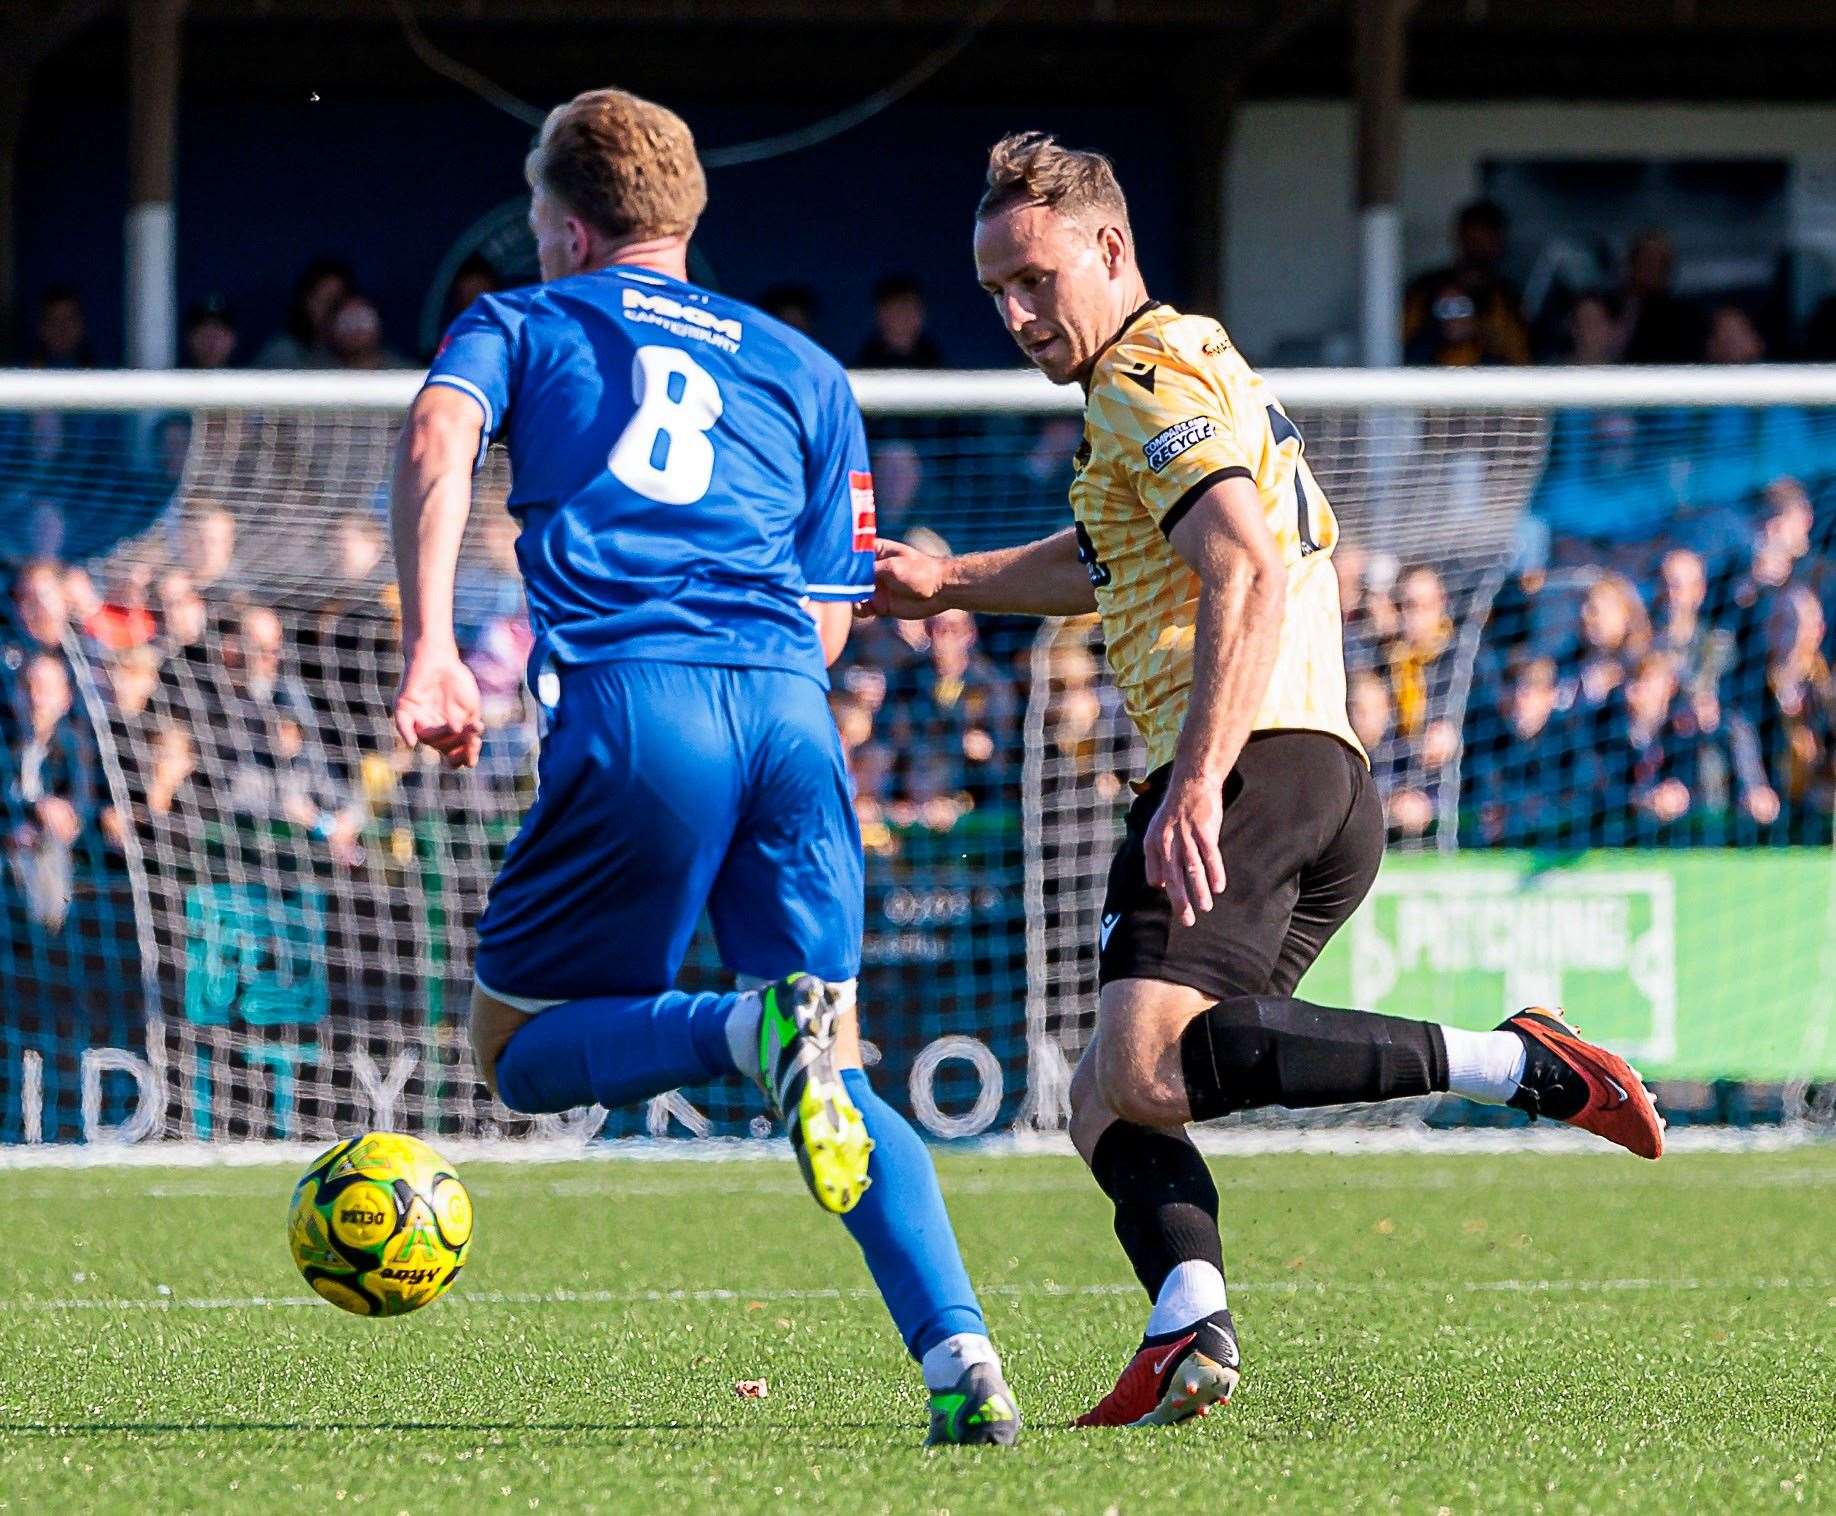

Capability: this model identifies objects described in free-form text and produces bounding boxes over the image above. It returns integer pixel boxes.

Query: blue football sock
[836,1067,987,1361]
[494,991,739,1113]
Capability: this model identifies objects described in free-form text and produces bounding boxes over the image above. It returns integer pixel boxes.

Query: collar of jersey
[1080,299,1167,391]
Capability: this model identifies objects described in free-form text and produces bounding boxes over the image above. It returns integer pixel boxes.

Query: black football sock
[1087,1121,1224,1302]
[1179,994,1449,1123]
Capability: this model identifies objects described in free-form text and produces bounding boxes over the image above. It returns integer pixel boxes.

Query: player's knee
[1093,1036,1187,1128]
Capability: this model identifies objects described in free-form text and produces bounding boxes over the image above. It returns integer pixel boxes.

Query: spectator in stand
[891,608,1018,811]
[1609,653,1693,838]
[1402,201,1530,367]
[1385,565,1460,788]
[104,642,162,723]
[133,720,208,868]
[4,652,96,928]
[2,561,77,743]
[1721,480,1816,720]
[154,569,212,686]
[830,689,896,857]
[1686,676,1780,833]
[181,297,239,369]
[1348,669,1434,840]
[95,643,166,861]
[326,293,409,371]
[257,257,356,368]
[1758,586,1836,832]
[28,286,96,368]
[218,605,312,742]
[1041,637,1122,800]
[1653,547,1720,694]
[759,283,819,339]
[1572,572,1651,718]
[1336,544,1398,675]
[1466,654,1595,847]
[179,503,242,602]
[269,704,365,867]
[60,567,102,637]
[854,274,943,368]
[1619,230,1700,365]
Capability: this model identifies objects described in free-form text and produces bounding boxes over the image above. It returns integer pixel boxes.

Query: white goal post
[2,363,1834,1158]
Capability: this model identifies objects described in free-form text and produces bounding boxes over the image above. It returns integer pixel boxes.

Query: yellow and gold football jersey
[1070,301,1363,774]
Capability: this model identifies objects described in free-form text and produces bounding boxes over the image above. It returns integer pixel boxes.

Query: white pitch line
[1,1275,1830,1315]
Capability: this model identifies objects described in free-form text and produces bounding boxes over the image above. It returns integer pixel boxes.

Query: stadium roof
[20,0,1836,103]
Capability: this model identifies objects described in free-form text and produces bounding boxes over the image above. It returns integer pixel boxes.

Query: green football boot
[755,973,874,1215]
[925,1360,1023,1447]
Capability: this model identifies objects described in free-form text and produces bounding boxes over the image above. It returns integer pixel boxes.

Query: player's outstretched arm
[1144,476,1288,927]
[390,386,486,768]
[870,529,1097,619]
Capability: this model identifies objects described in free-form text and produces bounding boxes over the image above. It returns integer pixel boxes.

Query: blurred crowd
[11,430,1836,938]
[1402,200,1836,369]
[10,217,1836,940]
[0,501,535,929]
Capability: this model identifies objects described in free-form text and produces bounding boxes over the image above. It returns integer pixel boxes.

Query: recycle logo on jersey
[1142,417,1216,473]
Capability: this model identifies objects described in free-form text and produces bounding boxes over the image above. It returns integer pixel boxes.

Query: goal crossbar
[10,365,1836,414]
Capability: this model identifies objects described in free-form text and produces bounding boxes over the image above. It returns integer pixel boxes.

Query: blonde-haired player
[872,130,1662,1427]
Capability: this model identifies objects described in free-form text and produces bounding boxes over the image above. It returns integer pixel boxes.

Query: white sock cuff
[1442,1025,1527,1106]
[921,1332,999,1391]
[1146,1259,1229,1337]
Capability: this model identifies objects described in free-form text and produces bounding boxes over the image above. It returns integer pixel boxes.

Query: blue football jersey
[423,267,876,687]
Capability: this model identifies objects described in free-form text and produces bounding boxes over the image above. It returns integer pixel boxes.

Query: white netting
[4,367,1836,1151]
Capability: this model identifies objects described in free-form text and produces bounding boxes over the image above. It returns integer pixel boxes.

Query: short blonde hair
[977,131,1132,237]
[526,88,707,242]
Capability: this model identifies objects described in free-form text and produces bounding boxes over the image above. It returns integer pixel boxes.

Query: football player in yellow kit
[871,131,1663,1428]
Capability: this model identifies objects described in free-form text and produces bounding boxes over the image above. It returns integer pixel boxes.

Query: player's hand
[868,538,951,620]
[1143,771,1227,928]
[394,643,484,769]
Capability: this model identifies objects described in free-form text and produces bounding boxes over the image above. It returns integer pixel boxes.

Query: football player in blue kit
[389,87,1018,1446]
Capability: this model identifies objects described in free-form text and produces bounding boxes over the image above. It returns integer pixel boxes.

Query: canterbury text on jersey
[424,267,875,689]
[1070,301,1363,772]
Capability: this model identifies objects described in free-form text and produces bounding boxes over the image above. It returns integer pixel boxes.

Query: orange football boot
[1500,1007,1664,1160]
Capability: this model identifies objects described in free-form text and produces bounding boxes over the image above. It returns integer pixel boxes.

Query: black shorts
[1097,730,1383,1002]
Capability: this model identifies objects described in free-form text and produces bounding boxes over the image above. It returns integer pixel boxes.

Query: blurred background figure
[855,274,943,369]
[181,296,239,369]
[256,257,356,368]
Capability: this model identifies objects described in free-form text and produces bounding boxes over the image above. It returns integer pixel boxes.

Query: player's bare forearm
[1174,552,1285,788]
[391,387,483,656]
[873,528,1096,619]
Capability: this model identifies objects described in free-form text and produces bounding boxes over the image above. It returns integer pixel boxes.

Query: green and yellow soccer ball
[287,1132,473,1317]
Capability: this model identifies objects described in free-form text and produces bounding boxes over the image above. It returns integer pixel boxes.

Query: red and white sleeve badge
[849,470,877,551]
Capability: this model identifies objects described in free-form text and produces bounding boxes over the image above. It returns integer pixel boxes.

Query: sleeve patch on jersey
[1143,416,1217,474]
[849,470,877,551]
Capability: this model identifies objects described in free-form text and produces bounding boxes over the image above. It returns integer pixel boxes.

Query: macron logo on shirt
[850,471,877,551]
[621,287,743,352]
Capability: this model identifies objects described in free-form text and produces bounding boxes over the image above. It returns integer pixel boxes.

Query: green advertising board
[1296,850,1836,1081]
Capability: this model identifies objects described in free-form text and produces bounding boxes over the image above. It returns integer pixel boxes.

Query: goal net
[3,366,1834,1152]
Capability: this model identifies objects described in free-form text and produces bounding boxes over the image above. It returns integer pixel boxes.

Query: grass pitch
[1,1147,1832,1514]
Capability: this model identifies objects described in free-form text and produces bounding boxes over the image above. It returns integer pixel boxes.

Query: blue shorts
[473,661,863,1000]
